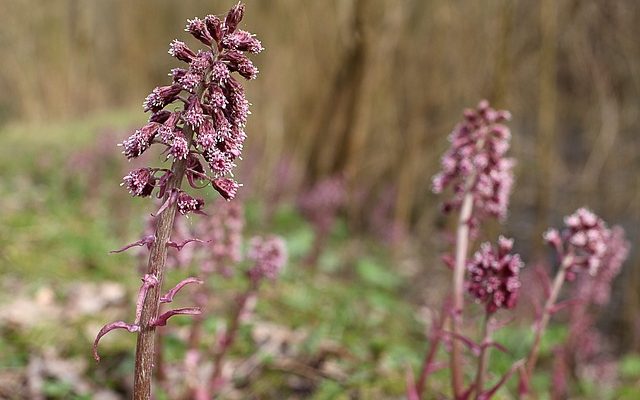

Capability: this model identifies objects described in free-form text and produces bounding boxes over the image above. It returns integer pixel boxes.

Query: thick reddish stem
[132,121,197,400]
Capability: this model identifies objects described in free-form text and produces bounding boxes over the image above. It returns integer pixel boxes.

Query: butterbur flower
[177,191,205,215]
[213,177,240,200]
[577,226,629,304]
[545,208,612,279]
[184,95,206,128]
[122,168,156,197]
[248,236,287,281]
[224,2,245,34]
[432,100,514,223]
[185,17,213,46]
[143,85,182,112]
[121,123,160,159]
[168,40,196,63]
[223,29,263,53]
[467,236,523,313]
[169,133,189,160]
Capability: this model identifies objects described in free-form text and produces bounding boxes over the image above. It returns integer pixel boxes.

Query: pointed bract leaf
[152,307,201,327]
[93,321,139,362]
[110,235,155,253]
[160,277,204,303]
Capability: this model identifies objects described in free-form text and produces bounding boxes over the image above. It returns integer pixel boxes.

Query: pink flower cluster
[297,176,346,234]
[543,208,612,279]
[466,236,523,313]
[247,236,288,281]
[120,2,262,210]
[432,100,514,222]
[576,225,630,305]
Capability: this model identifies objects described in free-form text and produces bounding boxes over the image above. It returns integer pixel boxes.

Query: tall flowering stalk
[430,100,514,397]
[524,208,627,387]
[92,4,263,399]
[466,236,523,397]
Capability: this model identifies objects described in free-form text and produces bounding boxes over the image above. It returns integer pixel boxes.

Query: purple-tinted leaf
[489,316,515,333]
[160,277,203,303]
[166,238,206,251]
[152,307,201,327]
[550,298,583,314]
[110,235,155,253]
[483,340,510,354]
[153,189,178,217]
[443,330,481,355]
[478,359,525,400]
[134,274,159,324]
[93,321,139,362]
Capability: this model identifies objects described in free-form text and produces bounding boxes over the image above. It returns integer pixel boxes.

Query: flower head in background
[576,225,630,304]
[466,236,523,313]
[119,2,262,212]
[432,100,514,224]
[248,235,288,282]
[543,208,614,280]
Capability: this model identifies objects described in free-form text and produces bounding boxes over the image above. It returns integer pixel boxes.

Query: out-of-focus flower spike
[152,307,202,327]
[110,235,156,254]
[160,277,204,303]
[93,321,140,362]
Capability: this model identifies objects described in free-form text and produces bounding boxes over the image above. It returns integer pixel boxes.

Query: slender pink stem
[415,300,450,396]
[525,255,572,382]
[474,313,491,399]
[451,191,474,397]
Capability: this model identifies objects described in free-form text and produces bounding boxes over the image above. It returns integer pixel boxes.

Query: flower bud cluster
[543,208,613,279]
[466,236,523,313]
[432,100,514,222]
[119,2,262,211]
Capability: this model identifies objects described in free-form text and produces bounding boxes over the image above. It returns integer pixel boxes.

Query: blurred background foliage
[1,0,639,398]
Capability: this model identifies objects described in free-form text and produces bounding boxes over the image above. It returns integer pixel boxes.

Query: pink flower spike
[110,235,155,253]
[134,274,159,325]
[93,321,140,362]
[152,307,201,327]
[166,238,207,251]
[160,277,204,303]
